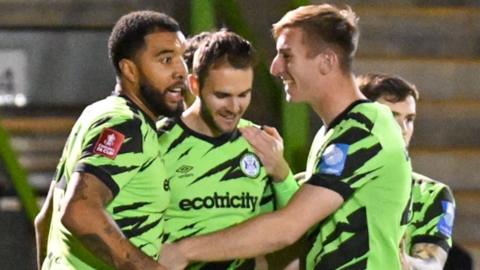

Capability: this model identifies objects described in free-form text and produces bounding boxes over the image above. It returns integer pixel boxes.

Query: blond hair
[272,4,359,71]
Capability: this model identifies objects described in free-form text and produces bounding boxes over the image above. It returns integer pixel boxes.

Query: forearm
[34,214,51,270]
[61,172,164,270]
[161,185,342,269]
[178,209,298,262]
[34,181,55,270]
[62,204,163,270]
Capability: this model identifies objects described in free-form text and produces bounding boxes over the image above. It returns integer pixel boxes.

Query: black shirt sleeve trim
[411,235,451,253]
[306,173,354,200]
[75,163,120,197]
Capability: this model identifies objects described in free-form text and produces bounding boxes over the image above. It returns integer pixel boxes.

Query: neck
[309,72,365,127]
[181,98,223,137]
[114,83,158,121]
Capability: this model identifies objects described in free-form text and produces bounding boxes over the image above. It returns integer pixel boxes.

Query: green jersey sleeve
[75,116,146,197]
[407,174,455,252]
[308,127,382,200]
[258,171,298,214]
[272,171,299,208]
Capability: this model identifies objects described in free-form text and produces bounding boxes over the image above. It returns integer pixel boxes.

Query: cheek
[203,97,222,112]
[242,97,252,109]
[146,65,169,83]
[407,123,414,134]
[393,116,403,128]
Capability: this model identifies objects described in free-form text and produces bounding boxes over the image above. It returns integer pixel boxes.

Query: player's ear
[188,74,200,96]
[119,58,138,84]
[317,49,337,75]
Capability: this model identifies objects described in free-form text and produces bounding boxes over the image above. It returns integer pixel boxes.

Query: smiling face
[197,63,253,136]
[135,30,188,117]
[270,27,319,103]
[377,94,417,146]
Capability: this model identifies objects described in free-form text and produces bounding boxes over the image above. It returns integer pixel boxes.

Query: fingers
[262,125,282,141]
[240,126,278,143]
[239,127,268,147]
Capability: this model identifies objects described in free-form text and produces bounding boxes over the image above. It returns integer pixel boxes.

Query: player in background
[34,10,187,270]
[157,30,298,269]
[182,31,213,107]
[357,73,455,270]
[159,4,412,270]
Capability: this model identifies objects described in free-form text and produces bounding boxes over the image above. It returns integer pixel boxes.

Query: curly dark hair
[108,10,180,75]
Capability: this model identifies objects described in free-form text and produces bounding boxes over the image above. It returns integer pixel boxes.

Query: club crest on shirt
[240,153,260,178]
[438,200,455,237]
[93,128,125,159]
[318,143,349,176]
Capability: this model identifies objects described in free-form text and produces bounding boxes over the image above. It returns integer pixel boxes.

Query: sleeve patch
[438,200,455,237]
[93,128,125,159]
[318,143,349,176]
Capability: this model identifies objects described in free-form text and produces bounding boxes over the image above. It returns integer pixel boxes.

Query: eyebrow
[214,88,252,96]
[154,49,175,57]
[392,111,416,117]
[239,89,252,95]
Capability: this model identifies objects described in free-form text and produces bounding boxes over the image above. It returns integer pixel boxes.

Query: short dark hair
[183,32,213,72]
[272,4,359,72]
[193,30,256,89]
[357,73,419,102]
[108,10,180,75]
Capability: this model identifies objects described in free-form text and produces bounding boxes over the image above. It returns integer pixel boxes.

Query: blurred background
[0,0,478,269]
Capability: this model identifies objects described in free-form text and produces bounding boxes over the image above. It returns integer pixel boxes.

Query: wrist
[271,160,290,182]
[176,240,191,263]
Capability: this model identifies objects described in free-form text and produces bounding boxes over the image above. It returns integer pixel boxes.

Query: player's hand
[239,125,290,181]
[399,238,412,270]
[158,243,188,270]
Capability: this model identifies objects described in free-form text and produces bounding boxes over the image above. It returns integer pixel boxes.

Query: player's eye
[215,93,229,98]
[160,56,173,64]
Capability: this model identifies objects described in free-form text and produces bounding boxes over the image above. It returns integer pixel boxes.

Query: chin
[221,125,237,134]
[217,122,238,134]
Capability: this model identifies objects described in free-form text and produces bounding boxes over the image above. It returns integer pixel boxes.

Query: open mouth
[166,83,187,101]
[167,83,186,94]
[219,113,238,124]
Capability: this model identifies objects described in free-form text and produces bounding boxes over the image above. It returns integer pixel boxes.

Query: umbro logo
[176,165,193,174]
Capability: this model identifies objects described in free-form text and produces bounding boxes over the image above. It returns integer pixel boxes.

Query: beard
[198,94,238,136]
[139,81,185,118]
[199,101,223,135]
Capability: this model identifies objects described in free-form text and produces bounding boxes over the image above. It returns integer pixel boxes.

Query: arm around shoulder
[160,184,343,268]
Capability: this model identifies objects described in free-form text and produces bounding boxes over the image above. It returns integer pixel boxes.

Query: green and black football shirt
[43,95,169,270]
[158,117,298,270]
[405,172,455,254]
[302,100,412,270]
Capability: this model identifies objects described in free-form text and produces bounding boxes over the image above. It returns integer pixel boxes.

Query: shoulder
[413,172,449,189]
[413,172,454,202]
[80,97,154,148]
[82,96,142,127]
